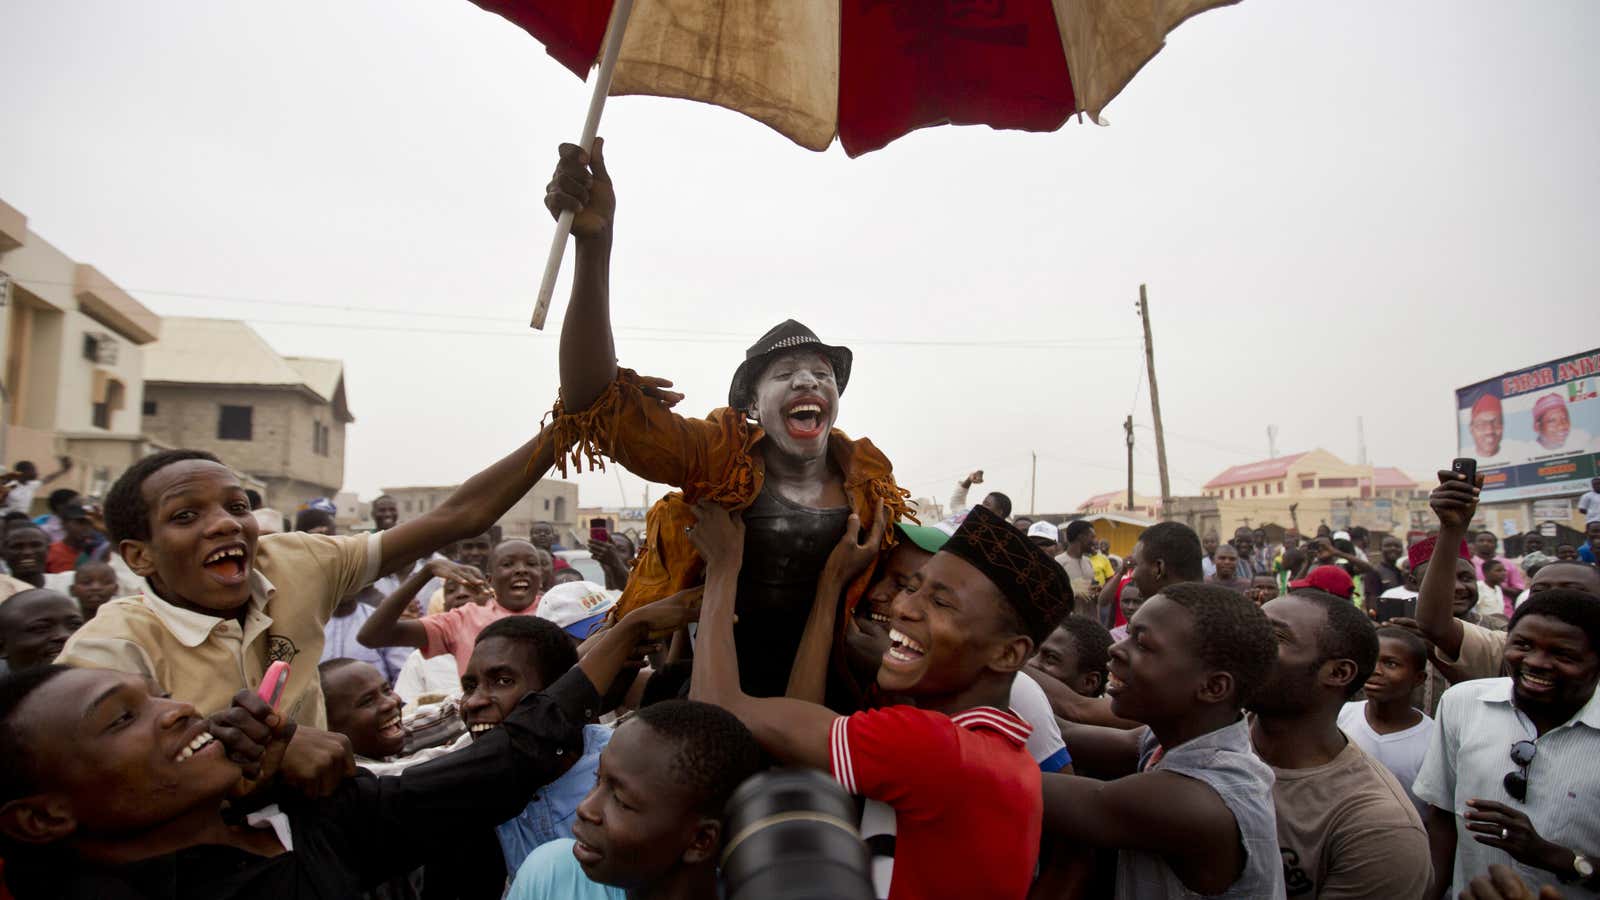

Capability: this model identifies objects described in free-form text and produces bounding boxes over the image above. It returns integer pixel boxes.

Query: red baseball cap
[1406,536,1471,571]
[1289,565,1354,600]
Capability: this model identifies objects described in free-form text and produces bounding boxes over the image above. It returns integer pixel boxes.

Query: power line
[14,276,1144,349]
[1136,424,1260,458]
[230,316,1140,349]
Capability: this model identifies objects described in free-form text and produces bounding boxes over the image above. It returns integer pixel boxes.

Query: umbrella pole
[530,0,637,330]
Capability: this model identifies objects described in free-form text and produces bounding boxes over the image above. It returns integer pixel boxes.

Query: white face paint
[752,350,839,462]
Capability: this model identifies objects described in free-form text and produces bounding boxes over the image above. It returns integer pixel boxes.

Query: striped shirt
[1413,678,1600,899]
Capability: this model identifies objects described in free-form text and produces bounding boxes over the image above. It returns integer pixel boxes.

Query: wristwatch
[1560,851,1594,884]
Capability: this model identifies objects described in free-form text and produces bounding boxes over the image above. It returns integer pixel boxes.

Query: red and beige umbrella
[468,0,1239,326]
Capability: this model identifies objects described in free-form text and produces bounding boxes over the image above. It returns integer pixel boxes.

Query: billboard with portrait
[1456,348,1600,502]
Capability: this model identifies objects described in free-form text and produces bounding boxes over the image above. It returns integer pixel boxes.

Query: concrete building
[1163,449,1430,540]
[141,317,352,513]
[382,480,579,546]
[1076,489,1163,520]
[0,198,165,505]
[333,490,371,532]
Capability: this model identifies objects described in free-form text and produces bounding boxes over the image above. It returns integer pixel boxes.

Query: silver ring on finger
[1501,827,1509,839]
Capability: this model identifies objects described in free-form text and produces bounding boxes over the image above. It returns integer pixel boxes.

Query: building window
[1300,478,1316,490]
[143,400,158,416]
[544,498,551,511]
[1278,481,1285,493]
[554,497,567,522]
[1251,485,1258,496]
[91,376,125,430]
[312,420,330,456]
[218,405,253,441]
[1319,477,1358,489]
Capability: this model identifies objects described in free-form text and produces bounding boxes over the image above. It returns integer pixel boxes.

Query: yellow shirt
[56,531,380,729]
[1089,553,1116,585]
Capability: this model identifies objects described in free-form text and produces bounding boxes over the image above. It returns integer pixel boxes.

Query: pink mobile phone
[257,661,291,709]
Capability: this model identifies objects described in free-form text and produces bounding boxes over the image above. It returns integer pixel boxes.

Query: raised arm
[787,508,885,702]
[40,455,73,486]
[577,592,698,700]
[687,503,835,770]
[546,139,618,413]
[950,470,981,516]
[359,559,486,651]
[1411,470,1482,660]
[376,431,557,578]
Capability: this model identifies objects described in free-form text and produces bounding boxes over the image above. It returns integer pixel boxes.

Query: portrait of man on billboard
[1532,393,1571,450]
[1469,393,1503,457]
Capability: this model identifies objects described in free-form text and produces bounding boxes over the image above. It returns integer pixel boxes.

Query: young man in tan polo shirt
[55,416,619,730]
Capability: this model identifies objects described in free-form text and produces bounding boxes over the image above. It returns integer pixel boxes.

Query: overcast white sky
[3,1,1594,514]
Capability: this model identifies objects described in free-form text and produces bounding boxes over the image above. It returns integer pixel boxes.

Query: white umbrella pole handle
[531,0,636,330]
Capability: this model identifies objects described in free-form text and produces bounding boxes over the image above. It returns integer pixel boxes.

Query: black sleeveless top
[733,484,851,697]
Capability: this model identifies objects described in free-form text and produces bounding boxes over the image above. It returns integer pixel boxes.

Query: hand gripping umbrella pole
[531,0,635,329]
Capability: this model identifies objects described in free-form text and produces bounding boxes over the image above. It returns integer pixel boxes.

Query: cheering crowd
[0,142,1596,900]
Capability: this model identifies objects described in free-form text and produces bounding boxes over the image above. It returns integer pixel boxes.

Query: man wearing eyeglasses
[1411,469,1600,898]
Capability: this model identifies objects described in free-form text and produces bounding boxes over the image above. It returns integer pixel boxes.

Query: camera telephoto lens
[721,768,873,900]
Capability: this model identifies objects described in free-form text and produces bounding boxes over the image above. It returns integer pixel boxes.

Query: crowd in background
[0,139,1596,900]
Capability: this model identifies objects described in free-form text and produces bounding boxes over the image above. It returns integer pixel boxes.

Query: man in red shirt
[44,503,108,574]
[688,503,1072,900]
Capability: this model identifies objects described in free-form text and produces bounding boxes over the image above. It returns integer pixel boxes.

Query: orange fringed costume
[539,368,911,621]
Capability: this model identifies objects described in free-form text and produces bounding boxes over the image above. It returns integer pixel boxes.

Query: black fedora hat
[727,320,853,411]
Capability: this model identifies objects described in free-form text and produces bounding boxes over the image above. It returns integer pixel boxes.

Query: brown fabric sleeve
[541,369,759,501]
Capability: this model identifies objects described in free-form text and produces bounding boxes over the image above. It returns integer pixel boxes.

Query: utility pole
[1124,415,1135,510]
[1030,451,1037,516]
[1137,284,1172,506]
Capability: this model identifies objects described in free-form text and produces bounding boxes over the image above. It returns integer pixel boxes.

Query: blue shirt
[507,838,624,900]
[496,724,612,873]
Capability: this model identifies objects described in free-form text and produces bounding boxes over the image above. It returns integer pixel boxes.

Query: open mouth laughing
[202,543,249,583]
[1517,670,1557,696]
[379,712,403,740]
[782,396,829,440]
[885,627,926,664]
[468,720,499,737]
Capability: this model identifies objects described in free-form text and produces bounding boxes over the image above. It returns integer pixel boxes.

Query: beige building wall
[1169,449,1432,539]
[0,199,160,508]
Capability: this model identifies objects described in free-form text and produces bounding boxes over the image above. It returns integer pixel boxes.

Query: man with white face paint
[539,139,909,701]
